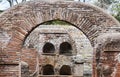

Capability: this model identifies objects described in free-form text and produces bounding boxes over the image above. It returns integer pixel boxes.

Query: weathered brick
[0,0,120,77]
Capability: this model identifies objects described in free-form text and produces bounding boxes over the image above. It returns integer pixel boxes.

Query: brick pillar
[21,48,38,74]
[93,48,97,77]
[115,63,120,77]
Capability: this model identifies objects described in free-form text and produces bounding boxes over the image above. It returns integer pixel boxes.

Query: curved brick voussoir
[0,1,119,46]
[0,1,120,77]
[0,0,119,57]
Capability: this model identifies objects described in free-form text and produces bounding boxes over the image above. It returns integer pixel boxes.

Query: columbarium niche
[60,65,72,75]
[59,42,72,55]
[43,42,55,53]
[43,64,54,75]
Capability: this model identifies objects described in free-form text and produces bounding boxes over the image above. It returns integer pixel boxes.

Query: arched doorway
[59,42,72,54]
[60,65,72,75]
[43,42,55,53]
[43,64,54,75]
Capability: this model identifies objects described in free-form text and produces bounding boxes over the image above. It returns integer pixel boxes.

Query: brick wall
[0,64,19,77]
[21,48,37,74]
[0,1,120,77]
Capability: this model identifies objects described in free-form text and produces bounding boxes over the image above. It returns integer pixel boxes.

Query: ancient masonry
[0,0,120,77]
[24,25,93,76]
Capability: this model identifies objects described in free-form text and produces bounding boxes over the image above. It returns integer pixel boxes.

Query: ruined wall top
[39,0,64,3]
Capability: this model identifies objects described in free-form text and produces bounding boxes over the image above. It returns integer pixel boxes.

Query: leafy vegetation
[111,3,120,22]
[92,0,120,22]
[114,15,120,22]
[43,20,70,25]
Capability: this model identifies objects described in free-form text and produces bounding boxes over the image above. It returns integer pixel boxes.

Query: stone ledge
[39,75,83,77]
[0,62,19,65]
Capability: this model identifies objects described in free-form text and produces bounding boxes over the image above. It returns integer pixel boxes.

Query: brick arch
[22,19,86,46]
[0,1,120,77]
[0,1,120,50]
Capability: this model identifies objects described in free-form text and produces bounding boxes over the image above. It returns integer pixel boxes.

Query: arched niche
[59,42,72,55]
[43,64,54,75]
[43,42,55,53]
[60,65,72,75]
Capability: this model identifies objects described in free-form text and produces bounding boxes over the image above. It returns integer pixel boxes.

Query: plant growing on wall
[43,20,70,25]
